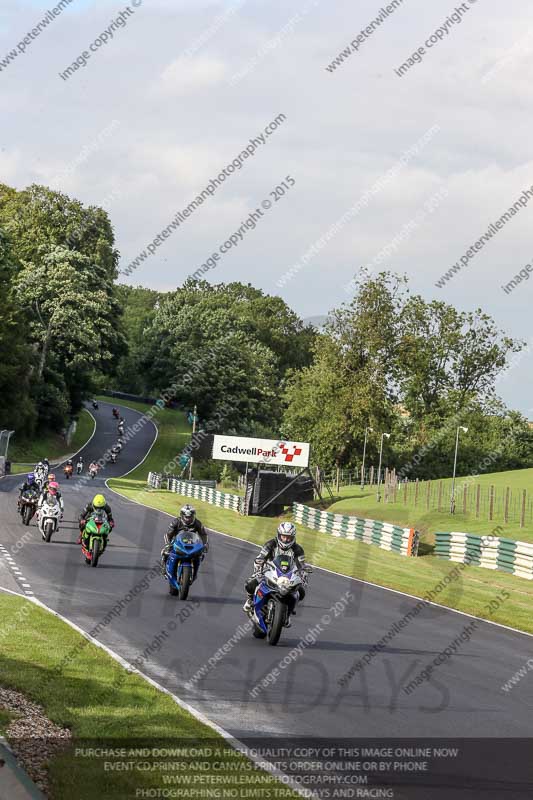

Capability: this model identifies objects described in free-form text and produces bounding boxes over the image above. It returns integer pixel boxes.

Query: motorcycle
[76,462,83,475]
[37,497,61,542]
[34,472,46,491]
[81,510,111,568]
[19,487,39,526]
[118,424,125,436]
[89,465,98,479]
[92,400,99,410]
[112,408,119,419]
[63,464,73,480]
[248,555,309,646]
[165,529,205,600]
[110,452,117,464]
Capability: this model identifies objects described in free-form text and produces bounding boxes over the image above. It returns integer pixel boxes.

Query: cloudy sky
[2,0,533,411]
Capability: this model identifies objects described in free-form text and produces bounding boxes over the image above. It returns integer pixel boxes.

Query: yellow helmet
[93,494,106,508]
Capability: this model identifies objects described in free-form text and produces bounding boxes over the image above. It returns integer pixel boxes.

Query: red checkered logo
[279,444,303,463]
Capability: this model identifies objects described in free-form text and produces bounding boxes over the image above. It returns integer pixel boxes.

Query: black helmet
[180,504,196,526]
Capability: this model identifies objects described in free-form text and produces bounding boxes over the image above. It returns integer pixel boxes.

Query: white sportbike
[38,498,61,542]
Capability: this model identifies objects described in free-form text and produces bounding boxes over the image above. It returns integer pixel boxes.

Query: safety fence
[293,503,420,557]
[147,473,242,513]
[434,531,533,580]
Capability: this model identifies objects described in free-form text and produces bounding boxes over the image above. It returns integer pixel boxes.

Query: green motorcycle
[81,509,110,568]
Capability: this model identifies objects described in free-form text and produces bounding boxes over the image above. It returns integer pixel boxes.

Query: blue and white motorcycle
[165,528,206,600]
[250,554,308,646]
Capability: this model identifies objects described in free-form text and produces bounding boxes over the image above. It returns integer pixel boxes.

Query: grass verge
[10,409,95,473]
[0,593,299,800]
[325,470,533,543]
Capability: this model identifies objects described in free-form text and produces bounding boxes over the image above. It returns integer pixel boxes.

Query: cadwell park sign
[212,435,310,468]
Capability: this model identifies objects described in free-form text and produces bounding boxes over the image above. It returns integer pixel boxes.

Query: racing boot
[242,595,253,614]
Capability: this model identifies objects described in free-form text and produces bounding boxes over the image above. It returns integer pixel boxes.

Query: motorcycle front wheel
[178,564,192,600]
[44,521,54,542]
[267,600,286,646]
[91,539,101,567]
[22,506,32,526]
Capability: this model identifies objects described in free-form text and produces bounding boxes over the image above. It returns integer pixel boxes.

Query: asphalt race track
[1,402,533,798]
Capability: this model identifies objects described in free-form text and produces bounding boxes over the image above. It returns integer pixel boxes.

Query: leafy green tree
[283,272,403,467]
[283,270,528,476]
[0,183,117,275]
[136,280,314,433]
[0,183,126,428]
[397,297,522,419]
[13,246,121,384]
[110,285,161,393]
[0,229,36,433]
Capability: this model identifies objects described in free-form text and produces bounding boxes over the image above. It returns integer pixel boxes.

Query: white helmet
[277,522,296,550]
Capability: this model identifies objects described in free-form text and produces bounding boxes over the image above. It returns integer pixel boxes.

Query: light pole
[361,427,373,490]
[188,405,197,481]
[450,426,468,514]
[376,432,391,502]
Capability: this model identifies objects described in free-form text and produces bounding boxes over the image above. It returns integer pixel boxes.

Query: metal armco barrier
[435,531,533,580]
[293,503,419,556]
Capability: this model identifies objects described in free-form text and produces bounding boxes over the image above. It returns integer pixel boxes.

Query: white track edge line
[0,584,313,799]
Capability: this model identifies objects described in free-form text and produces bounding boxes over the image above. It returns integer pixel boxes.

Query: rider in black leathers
[243,522,308,619]
[160,504,208,575]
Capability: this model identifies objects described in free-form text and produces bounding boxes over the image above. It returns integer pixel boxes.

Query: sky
[2,0,533,411]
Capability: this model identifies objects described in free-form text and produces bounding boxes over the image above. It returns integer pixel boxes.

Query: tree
[135,280,314,433]
[283,272,403,467]
[283,270,528,476]
[0,229,36,433]
[0,183,126,429]
[110,285,161,393]
[13,246,122,383]
[397,297,522,420]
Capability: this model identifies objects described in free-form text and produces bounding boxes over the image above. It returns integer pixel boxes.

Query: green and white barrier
[148,471,162,489]
[167,478,243,513]
[293,503,419,557]
[435,531,533,580]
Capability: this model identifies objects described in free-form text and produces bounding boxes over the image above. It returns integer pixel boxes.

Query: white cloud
[156,56,227,95]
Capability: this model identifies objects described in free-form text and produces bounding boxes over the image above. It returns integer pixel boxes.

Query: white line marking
[0,584,311,799]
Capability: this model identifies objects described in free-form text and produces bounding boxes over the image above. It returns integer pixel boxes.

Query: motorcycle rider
[77,493,115,545]
[42,458,50,474]
[64,459,73,477]
[38,480,64,517]
[41,472,57,494]
[34,462,47,487]
[160,504,208,575]
[76,456,84,475]
[88,461,99,477]
[242,522,309,622]
[18,472,38,509]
